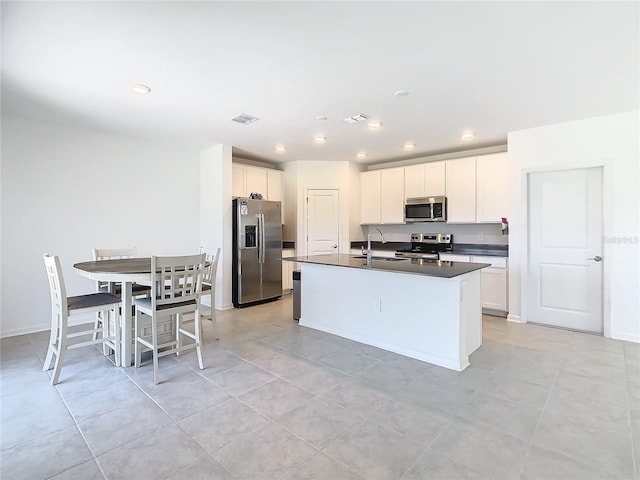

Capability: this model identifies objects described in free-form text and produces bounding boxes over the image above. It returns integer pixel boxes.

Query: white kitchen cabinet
[360,168,404,224]
[282,248,296,292]
[380,168,405,224]
[439,253,471,263]
[439,253,508,314]
[476,153,508,223]
[349,248,395,258]
[403,161,446,199]
[245,166,268,197]
[233,164,284,220]
[425,161,446,197]
[232,164,246,197]
[471,256,508,314]
[404,164,425,199]
[445,157,476,223]
[360,170,382,224]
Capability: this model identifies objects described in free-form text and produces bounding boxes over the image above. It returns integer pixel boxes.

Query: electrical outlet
[373,299,381,313]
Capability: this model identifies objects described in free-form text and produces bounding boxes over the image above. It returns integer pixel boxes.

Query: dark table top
[74,258,152,274]
[74,258,209,274]
[283,254,489,279]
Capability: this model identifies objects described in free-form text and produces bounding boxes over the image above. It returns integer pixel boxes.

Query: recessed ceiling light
[313,135,327,144]
[357,152,366,159]
[315,115,328,121]
[462,131,475,140]
[394,90,410,97]
[368,120,382,129]
[275,145,286,153]
[131,84,151,95]
[403,142,415,151]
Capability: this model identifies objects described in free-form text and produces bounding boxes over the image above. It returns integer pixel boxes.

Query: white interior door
[527,167,603,333]
[306,189,339,255]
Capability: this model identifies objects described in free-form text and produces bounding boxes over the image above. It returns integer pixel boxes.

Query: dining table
[73,257,155,367]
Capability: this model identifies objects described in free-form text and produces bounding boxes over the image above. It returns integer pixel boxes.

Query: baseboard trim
[611,332,640,344]
[1,323,49,339]
[507,314,524,323]
[483,308,508,318]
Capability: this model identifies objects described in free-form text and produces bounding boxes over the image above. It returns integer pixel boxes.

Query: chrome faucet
[364,227,386,262]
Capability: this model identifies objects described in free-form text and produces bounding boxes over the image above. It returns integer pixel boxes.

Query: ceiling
[2,1,638,166]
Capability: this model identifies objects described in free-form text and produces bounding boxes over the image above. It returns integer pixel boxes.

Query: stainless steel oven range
[395,233,453,259]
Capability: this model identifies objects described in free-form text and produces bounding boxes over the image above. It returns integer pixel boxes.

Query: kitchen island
[283,254,489,371]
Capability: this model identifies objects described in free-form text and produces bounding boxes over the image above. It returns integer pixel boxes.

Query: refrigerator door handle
[258,213,265,264]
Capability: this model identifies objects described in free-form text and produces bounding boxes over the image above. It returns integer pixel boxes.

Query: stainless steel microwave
[404,196,447,222]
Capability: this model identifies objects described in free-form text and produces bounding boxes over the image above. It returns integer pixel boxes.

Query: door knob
[587,255,602,262]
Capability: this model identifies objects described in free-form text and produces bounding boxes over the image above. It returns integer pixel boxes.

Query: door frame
[303,187,341,257]
[521,160,612,337]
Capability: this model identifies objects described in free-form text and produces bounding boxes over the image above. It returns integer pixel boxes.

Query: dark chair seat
[68,292,122,311]
[100,283,151,296]
[134,297,196,311]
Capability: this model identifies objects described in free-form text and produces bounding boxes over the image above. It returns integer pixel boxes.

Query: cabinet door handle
[587,255,602,262]
[332,244,338,248]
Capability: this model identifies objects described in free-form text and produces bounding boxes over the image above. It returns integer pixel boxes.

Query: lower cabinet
[439,253,508,315]
[282,249,296,293]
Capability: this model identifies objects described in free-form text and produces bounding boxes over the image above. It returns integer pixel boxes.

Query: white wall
[201,145,233,310]
[282,162,298,243]
[1,114,201,337]
[348,162,365,242]
[508,110,639,342]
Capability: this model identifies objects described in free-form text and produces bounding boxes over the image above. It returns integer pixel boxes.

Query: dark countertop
[349,241,508,257]
[282,254,489,279]
[451,243,508,257]
[350,241,410,251]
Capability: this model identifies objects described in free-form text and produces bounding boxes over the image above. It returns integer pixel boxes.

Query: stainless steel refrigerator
[232,198,283,307]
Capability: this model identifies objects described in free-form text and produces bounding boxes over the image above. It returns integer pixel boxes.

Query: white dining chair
[134,253,207,384]
[92,247,152,296]
[92,247,151,352]
[42,254,122,385]
[179,247,221,343]
[200,247,221,339]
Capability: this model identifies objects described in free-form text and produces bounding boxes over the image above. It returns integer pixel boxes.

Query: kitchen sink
[351,256,409,262]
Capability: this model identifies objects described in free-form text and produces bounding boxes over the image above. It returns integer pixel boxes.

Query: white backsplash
[361,223,508,245]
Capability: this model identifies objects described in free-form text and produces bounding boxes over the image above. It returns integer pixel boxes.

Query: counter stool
[42,254,122,385]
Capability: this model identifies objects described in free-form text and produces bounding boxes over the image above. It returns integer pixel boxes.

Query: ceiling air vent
[231,113,260,125]
[343,113,370,124]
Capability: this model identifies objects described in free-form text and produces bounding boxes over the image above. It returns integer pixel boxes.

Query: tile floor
[1,295,639,479]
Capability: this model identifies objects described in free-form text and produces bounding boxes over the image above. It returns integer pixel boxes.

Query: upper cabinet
[380,168,405,223]
[360,168,405,224]
[245,166,268,197]
[445,153,508,224]
[232,164,282,200]
[476,153,508,223]
[232,163,284,222]
[425,162,446,197]
[232,164,246,198]
[445,156,477,223]
[360,170,382,224]
[404,161,446,199]
[357,151,508,226]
